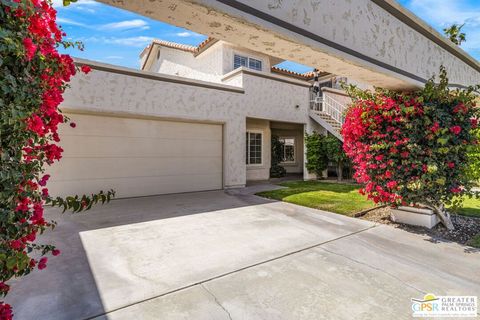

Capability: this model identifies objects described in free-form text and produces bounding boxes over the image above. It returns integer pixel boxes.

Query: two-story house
[140,38,356,175]
[48,38,354,198]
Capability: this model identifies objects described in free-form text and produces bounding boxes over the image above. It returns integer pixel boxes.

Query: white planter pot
[390,206,439,229]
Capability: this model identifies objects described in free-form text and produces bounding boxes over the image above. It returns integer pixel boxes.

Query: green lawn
[257,181,480,219]
[467,233,480,248]
[256,181,375,216]
[452,196,480,218]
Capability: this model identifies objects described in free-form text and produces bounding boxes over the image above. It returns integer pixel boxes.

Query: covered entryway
[47,113,223,198]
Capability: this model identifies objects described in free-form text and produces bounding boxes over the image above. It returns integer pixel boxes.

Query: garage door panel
[63,115,222,139]
[47,173,222,198]
[58,135,222,158]
[48,157,222,181]
[47,114,223,198]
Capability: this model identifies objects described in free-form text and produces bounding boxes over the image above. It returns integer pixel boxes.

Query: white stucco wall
[221,42,272,75]
[64,59,315,188]
[149,42,224,83]
[246,118,271,181]
[146,41,279,83]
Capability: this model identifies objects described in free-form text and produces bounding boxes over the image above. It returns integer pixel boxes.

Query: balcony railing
[309,89,346,124]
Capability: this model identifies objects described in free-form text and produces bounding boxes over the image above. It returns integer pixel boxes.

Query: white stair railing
[322,94,346,124]
[309,90,346,125]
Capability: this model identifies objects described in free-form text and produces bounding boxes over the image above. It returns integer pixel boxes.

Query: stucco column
[223,118,246,188]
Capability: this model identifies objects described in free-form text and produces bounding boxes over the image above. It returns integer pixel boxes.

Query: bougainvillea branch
[0,1,114,318]
[342,67,480,230]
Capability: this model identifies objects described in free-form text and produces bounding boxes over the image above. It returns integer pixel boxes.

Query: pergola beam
[98,0,480,90]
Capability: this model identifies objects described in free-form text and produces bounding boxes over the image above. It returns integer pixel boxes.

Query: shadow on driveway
[5,188,282,320]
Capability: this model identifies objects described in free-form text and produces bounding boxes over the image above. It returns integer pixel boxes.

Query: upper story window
[234,54,262,71]
[248,58,262,71]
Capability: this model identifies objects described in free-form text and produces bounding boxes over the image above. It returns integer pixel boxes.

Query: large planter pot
[390,206,440,229]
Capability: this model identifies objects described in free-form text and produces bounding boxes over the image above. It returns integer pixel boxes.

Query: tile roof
[141,38,331,80]
[140,37,216,57]
[271,66,330,80]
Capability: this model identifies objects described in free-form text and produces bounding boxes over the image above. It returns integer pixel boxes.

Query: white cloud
[56,17,87,27]
[52,0,98,11]
[102,19,150,31]
[84,36,153,47]
[403,0,480,57]
[405,0,480,26]
[175,31,202,38]
[105,36,152,46]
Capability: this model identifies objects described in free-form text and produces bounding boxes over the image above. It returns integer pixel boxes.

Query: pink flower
[374,155,384,161]
[23,37,37,61]
[10,240,23,250]
[38,174,50,187]
[430,122,440,133]
[70,122,76,128]
[453,103,467,114]
[52,249,61,256]
[0,282,9,294]
[451,187,462,194]
[450,126,462,135]
[0,302,13,320]
[15,197,30,212]
[26,114,45,136]
[38,257,48,270]
[386,181,398,189]
[471,118,478,129]
[81,65,92,74]
[447,162,455,169]
[400,151,409,158]
[31,202,44,220]
[25,231,36,242]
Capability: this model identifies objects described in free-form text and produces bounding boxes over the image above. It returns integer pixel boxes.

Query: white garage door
[47,113,223,198]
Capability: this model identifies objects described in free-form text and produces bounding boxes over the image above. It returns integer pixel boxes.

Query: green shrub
[305,131,328,177]
[270,135,286,178]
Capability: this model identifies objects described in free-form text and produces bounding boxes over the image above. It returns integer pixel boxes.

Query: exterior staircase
[309,91,347,141]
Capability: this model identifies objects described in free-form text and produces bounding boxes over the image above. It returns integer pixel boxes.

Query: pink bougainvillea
[1,1,114,318]
[342,68,479,229]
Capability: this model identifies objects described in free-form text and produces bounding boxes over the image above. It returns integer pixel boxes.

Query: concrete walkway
[6,186,480,320]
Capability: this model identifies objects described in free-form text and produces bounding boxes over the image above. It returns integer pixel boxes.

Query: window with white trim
[246,131,262,165]
[248,58,262,71]
[234,54,262,71]
[279,137,295,163]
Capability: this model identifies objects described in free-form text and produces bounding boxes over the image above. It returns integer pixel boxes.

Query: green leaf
[63,0,78,6]
[6,256,17,270]
[437,137,449,145]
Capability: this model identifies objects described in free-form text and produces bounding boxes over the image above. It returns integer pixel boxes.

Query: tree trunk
[337,163,343,181]
[421,202,454,230]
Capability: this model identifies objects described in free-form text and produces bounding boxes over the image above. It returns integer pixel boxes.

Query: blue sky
[56,0,480,73]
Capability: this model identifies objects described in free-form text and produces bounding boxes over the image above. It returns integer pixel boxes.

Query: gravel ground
[360,207,480,246]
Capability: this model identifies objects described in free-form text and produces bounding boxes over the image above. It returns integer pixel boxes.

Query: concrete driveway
[6,185,480,320]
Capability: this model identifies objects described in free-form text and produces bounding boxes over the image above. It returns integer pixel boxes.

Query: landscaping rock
[361,207,480,247]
